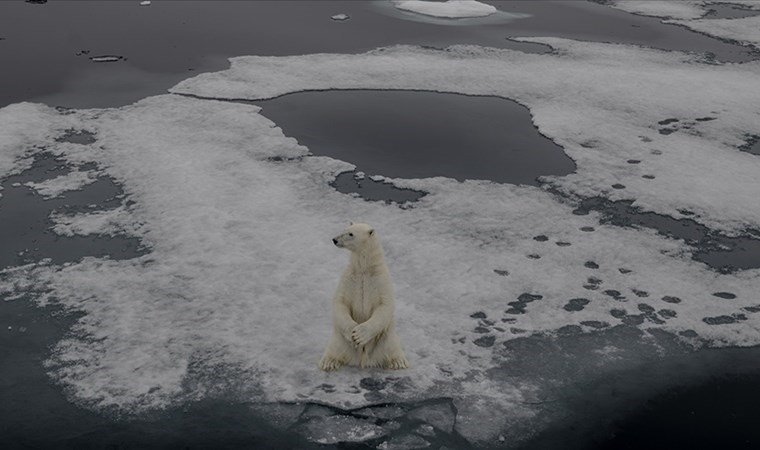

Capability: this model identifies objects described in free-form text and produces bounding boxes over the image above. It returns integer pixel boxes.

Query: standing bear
[319,223,409,371]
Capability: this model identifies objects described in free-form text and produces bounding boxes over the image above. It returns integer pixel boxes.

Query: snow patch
[25,169,99,199]
[50,205,142,237]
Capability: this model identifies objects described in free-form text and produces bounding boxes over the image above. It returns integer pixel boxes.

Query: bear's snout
[332,238,338,245]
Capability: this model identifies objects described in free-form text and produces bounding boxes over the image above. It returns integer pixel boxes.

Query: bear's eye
[348,233,353,237]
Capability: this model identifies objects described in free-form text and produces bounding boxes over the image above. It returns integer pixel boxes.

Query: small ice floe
[392,0,497,19]
[140,1,151,6]
[89,55,125,63]
[331,13,350,21]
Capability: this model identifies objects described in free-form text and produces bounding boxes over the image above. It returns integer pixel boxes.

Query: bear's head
[333,222,376,252]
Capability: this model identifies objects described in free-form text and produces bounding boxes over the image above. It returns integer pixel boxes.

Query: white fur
[319,223,409,371]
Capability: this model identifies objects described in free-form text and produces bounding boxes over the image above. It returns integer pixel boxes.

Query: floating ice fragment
[392,0,497,19]
[140,1,151,5]
[354,405,406,419]
[331,13,349,21]
[407,401,455,433]
[378,434,431,449]
[296,415,389,444]
[89,55,124,63]
[24,170,98,199]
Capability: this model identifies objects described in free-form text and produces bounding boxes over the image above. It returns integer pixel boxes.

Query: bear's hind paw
[319,357,344,372]
[384,357,409,370]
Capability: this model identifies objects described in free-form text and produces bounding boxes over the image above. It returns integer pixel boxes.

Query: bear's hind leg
[319,355,344,371]
[372,331,408,370]
[319,331,357,371]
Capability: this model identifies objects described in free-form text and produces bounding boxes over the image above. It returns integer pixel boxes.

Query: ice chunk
[249,403,304,430]
[355,404,406,419]
[296,415,389,444]
[392,0,497,19]
[407,401,455,433]
[24,169,98,199]
[606,1,707,20]
[140,1,151,5]
[378,434,430,449]
[50,206,142,237]
[89,55,125,63]
[331,13,349,21]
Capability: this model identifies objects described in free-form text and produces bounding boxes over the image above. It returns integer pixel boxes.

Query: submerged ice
[1,34,760,447]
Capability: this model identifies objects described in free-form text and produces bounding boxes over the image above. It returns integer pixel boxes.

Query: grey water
[0,154,144,269]
[331,171,427,205]
[255,89,575,186]
[573,197,760,272]
[1,0,757,109]
[742,135,760,156]
[704,3,760,20]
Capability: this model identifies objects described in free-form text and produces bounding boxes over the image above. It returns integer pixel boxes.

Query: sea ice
[25,169,98,199]
[171,42,760,234]
[665,16,760,50]
[606,1,708,20]
[391,0,496,19]
[1,28,760,447]
[50,205,141,237]
[607,1,760,49]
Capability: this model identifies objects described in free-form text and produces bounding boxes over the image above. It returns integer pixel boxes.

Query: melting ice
[1,6,760,446]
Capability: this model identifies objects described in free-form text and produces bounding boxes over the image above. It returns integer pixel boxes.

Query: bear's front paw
[351,323,374,347]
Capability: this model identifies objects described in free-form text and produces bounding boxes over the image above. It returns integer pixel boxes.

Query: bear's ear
[349,221,354,226]
[368,228,374,236]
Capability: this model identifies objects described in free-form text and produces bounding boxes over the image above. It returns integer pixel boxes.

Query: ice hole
[254,89,575,187]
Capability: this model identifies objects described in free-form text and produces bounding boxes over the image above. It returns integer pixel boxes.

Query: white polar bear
[319,223,409,371]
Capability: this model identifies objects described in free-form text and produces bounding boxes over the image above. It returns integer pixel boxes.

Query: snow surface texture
[172,41,760,235]
[392,0,496,19]
[2,39,760,446]
[608,1,760,49]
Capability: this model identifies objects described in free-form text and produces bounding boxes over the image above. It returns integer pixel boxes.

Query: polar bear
[319,223,409,371]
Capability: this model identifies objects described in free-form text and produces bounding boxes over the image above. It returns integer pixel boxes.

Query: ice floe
[666,16,760,50]
[391,0,496,19]
[25,169,98,199]
[172,42,760,234]
[607,1,760,49]
[1,31,760,447]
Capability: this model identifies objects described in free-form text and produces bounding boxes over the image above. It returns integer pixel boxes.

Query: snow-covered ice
[89,55,125,63]
[666,16,760,50]
[607,1,760,49]
[50,206,141,238]
[172,42,760,234]
[391,0,496,19]
[25,169,99,199]
[1,20,760,447]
